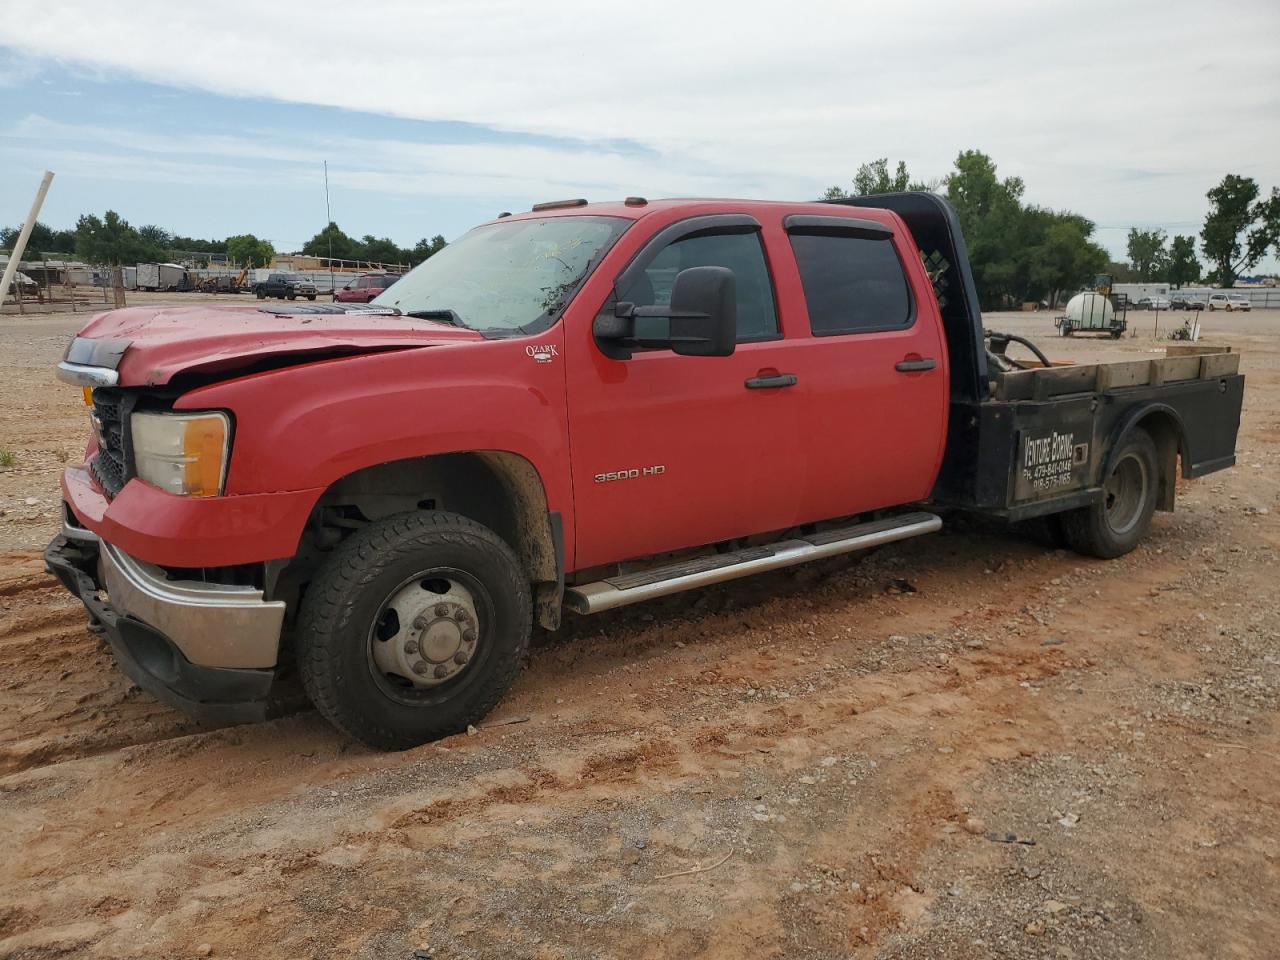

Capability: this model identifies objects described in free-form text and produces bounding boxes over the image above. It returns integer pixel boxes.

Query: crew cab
[254,272,318,300]
[45,194,1245,749]
[334,273,400,303]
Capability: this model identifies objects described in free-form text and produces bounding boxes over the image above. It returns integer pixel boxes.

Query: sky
[1,0,1278,268]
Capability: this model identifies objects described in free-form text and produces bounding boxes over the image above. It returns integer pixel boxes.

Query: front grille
[89,389,132,497]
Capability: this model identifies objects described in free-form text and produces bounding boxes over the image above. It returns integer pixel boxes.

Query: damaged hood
[69,303,484,386]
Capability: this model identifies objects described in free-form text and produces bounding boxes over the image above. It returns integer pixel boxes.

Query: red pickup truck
[46,194,1244,748]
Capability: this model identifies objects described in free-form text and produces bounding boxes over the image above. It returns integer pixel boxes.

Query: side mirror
[593,266,736,359]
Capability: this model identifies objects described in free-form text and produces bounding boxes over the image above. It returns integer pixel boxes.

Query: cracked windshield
[376,215,629,333]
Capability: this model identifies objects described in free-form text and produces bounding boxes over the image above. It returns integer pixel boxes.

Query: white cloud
[2,0,1278,258]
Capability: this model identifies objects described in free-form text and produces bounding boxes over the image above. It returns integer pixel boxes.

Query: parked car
[47,193,1246,748]
[334,274,399,303]
[1208,293,1252,312]
[1170,295,1204,311]
[1134,296,1171,311]
[254,272,317,300]
[5,271,39,297]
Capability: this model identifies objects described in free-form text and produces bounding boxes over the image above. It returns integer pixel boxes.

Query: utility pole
[1,171,54,312]
[324,160,335,300]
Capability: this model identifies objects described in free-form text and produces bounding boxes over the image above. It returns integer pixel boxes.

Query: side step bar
[564,511,941,615]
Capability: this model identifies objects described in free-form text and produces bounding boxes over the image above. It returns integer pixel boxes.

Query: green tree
[945,150,1026,308]
[357,234,406,265]
[303,221,360,262]
[823,157,937,201]
[1201,175,1280,286]
[137,224,173,251]
[1166,235,1201,287]
[74,211,161,265]
[1105,260,1136,283]
[0,221,78,259]
[1024,212,1108,308]
[1126,228,1169,281]
[225,233,276,268]
[410,235,447,265]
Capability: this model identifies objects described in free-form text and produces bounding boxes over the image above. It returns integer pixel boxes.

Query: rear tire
[297,511,531,749]
[255,288,265,299]
[1060,428,1159,558]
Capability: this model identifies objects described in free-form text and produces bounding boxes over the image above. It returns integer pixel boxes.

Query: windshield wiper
[403,309,467,328]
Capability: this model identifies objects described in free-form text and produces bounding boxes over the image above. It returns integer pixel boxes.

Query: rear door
[779,215,949,520]
[566,215,807,569]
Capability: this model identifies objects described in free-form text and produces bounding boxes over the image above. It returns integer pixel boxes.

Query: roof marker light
[531,198,588,211]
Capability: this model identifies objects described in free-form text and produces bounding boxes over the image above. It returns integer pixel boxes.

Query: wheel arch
[310,450,563,628]
[1104,403,1188,512]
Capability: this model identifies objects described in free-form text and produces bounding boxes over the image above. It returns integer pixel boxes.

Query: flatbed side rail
[992,346,1240,402]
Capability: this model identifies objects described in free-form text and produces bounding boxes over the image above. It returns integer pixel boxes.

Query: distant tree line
[1,214,449,270]
[301,221,447,266]
[824,155,1280,306]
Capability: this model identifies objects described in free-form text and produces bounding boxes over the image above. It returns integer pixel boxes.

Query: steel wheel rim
[1104,453,1148,535]
[366,567,491,705]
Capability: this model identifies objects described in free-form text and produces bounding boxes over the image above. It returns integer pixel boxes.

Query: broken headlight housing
[130,411,231,497]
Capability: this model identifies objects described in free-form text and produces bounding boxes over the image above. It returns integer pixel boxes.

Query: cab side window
[618,232,779,342]
[789,233,913,335]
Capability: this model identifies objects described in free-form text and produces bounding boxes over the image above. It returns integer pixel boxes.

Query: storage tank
[1064,291,1114,331]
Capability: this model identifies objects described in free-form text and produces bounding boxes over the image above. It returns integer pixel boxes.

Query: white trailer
[136,262,188,291]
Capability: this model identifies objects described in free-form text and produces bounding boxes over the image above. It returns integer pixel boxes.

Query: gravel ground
[0,297,1277,959]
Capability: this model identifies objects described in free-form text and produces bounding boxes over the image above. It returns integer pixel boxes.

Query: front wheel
[255,288,265,299]
[297,511,531,749]
[1060,428,1159,559]
[307,294,316,301]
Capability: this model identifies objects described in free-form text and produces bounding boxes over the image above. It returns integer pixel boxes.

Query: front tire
[1060,428,1159,558]
[307,294,317,301]
[255,288,265,299]
[297,511,531,749]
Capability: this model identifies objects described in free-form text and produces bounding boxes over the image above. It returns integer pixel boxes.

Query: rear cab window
[786,217,914,335]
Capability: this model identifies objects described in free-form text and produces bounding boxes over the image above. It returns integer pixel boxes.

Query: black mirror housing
[666,266,736,357]
[592,266,737,359]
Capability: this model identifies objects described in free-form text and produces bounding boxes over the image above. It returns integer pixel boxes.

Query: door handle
[745,373,798,389]
[895,357,936,372]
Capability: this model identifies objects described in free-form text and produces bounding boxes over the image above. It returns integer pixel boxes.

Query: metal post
[1,171,54,312]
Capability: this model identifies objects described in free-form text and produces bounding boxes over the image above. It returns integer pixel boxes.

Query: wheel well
[295,452,561,628]
[1132,410,1186,512]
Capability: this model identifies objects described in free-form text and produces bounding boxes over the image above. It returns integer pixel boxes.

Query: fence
[1169,288,1280,309]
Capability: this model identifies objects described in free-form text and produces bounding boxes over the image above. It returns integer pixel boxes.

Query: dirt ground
[1,296,1277,960]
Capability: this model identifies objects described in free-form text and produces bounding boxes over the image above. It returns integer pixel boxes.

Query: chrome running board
[564,511,941,615]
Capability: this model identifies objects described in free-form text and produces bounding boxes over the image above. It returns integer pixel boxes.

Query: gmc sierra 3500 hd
[46,193,1244,749]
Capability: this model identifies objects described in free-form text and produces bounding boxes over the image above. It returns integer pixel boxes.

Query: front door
[566,218,807,570]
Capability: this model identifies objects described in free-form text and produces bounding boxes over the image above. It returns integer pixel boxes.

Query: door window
[618,232,779,342]
[789,234,913,335]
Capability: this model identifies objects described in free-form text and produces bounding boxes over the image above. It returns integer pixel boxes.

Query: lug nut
[463,628,477,644]
[434,604,449,617]
[412,615,428,630]
[404,640,419,655]
[453,651,468,665]
[434,664,449,679]
[411,661,430,676]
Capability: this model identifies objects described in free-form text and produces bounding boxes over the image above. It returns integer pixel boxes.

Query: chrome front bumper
[45,518,285,723]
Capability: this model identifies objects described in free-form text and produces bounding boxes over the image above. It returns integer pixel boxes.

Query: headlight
[130,411,231,497]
